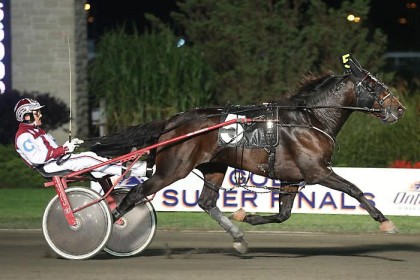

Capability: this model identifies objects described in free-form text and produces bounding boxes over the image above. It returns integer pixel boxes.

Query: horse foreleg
[321,172,398,233]
[230,187,298,225]
[197,175,248,254]
[208,207,248,254]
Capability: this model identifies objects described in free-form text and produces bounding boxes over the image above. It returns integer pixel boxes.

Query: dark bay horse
[86,55,405,254]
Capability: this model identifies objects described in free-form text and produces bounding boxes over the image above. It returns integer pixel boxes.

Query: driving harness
[218,104,280,177]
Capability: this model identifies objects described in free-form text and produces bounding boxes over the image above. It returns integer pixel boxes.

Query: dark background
[87,0,420,52]
[88,0,178,41]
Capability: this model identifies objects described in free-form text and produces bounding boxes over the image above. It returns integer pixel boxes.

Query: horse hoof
[233,240,248,254]
[380,220,399,234]
[229,208,246,222]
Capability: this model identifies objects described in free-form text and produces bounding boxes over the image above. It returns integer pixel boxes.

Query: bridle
[352,71,395,118]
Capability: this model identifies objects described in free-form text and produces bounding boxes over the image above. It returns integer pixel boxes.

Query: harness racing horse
[86,55,405,254]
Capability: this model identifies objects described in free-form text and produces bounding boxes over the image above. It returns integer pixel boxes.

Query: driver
[14,98,146,179]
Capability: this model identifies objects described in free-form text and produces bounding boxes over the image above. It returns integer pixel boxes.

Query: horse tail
[82,120,166,158]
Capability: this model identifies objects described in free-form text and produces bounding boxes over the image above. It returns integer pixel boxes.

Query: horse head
[342,54,406,123]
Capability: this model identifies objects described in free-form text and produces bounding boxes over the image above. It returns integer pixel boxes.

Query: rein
[300,105,381,113]
[159,104,381,137]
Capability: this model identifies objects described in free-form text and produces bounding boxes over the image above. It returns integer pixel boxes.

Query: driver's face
[32,110,42,126]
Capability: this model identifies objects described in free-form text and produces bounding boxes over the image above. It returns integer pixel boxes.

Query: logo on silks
[219,114,245,144]
[23,139,35,152]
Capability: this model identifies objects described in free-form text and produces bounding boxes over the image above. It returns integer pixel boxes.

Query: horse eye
[367,83,375,91]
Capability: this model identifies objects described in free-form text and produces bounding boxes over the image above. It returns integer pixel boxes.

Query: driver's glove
[63,138,84,153]
[63,141,76,153]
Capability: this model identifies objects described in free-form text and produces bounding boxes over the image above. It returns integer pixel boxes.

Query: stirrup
[124,161,147,178]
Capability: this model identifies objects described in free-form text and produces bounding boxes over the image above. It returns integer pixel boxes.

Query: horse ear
[341,53,363,77]
[351,56,363,69]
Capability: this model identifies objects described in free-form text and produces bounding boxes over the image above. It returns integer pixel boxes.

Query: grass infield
[1,188,419,233]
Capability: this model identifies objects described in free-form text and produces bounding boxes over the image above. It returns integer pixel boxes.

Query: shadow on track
[90,242,420,262]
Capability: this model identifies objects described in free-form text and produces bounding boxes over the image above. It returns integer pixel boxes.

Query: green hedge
[0,145,47,188]
[89,27,216,132]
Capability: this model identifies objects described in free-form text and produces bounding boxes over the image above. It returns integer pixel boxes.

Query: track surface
[1,230,419,280]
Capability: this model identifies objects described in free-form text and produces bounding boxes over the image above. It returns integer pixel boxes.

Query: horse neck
[309,79,356,137]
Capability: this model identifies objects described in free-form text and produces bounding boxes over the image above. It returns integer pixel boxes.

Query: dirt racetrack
[1,229,419,280]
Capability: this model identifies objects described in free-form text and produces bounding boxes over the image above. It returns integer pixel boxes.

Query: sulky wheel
[42,187,112,260]
[104,188,157,257]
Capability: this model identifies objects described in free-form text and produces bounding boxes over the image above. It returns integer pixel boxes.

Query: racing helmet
[14,98,45,122]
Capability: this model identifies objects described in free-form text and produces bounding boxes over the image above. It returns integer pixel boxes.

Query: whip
[67,34,72,141]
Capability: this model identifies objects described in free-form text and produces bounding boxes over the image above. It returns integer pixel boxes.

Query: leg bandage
[209,207,243,240]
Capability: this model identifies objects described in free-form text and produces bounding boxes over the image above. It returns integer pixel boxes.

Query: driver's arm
[16,132,66,165]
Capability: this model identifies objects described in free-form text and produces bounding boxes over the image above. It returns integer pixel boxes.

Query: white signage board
[93,167,420,216]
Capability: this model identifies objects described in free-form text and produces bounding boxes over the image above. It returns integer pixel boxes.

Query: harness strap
[311,126,335,144]
[267,151,276,178]
[264,107,279,178]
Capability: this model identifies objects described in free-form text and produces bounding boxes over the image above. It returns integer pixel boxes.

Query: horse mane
[296,71,335,93]
[286,70,341,106]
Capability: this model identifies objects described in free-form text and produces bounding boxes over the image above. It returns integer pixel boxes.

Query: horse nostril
[397,107,405,116]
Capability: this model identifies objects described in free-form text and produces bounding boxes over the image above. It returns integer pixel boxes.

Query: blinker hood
[341,53,364,78]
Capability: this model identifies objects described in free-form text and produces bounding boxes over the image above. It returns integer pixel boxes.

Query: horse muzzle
[380,105,405,124]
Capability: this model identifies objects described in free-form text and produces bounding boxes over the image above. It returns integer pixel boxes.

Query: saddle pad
[218,105,278,148]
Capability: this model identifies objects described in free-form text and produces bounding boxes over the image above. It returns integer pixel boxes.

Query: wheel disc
[42,187,112,260]
[104,189,157,257]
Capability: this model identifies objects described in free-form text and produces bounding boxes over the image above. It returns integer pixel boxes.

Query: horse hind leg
[197,170,248,254]
[111,179,149,220]
[230,186,298,226]
[113,166,188,220]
